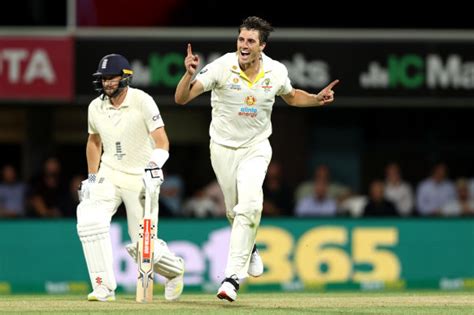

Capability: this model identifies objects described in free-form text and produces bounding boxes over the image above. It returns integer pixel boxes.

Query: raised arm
[175,43,205,105]
[281,79,339,107]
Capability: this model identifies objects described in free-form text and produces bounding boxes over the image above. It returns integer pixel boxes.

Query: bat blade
[136,217,155,303]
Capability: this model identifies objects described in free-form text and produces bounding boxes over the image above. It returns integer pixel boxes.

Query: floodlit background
[0,0,473,295]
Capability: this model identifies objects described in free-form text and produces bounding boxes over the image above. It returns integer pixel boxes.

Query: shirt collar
[230,52,272,86]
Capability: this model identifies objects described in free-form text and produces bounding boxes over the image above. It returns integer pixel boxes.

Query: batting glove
[143,162,164,193]
[78,173,96,202]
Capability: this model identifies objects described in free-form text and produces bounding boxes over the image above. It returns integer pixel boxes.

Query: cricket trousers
[210,139,272,279]
[77,164,159,291]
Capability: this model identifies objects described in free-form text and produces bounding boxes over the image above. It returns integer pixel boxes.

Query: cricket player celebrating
[77,54,184,302]
[175,16,338,302]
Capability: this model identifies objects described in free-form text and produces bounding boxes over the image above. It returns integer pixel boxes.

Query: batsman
[76,53,184,302]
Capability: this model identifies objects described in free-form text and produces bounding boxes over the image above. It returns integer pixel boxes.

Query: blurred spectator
[294,178,337,217]
[468,178,474,201]
[263,161,293,216]
[340,195,367,217]
[0,164,26,218]
[416,162,456,216]
[363,179,398,217]
[183,190,219,218]
[27,157,65,218]
[384,162,414,216]
[202,179,226,217]
[182,179,225,218]
[441,178,474,216]
[59,174,85,217]
[295,164,351,207]
[159,171,185,216]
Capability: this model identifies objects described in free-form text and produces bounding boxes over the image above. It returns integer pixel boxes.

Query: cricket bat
[136,188,155,302]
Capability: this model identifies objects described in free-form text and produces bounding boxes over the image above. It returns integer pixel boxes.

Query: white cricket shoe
[165,273,184,301]
[87,285,115,302]
[248,245,264,277]
[217,275,239,302]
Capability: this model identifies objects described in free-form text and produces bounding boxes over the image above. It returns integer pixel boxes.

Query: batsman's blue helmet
[94,54,133,77]
[92,54,133,95]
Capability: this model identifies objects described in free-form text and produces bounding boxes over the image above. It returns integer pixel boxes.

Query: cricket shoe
[217,275,239,302]
[87,285,115,302]
[248,244,264,277]
[165,273,184,301]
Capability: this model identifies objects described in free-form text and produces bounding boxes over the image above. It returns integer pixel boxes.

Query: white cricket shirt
[88,87,164,175]
[195,52,293,148]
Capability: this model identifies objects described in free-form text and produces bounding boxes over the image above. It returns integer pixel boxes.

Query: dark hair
[239,16,274,44]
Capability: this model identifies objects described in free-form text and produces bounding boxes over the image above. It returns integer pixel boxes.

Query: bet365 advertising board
[0,218,472,294]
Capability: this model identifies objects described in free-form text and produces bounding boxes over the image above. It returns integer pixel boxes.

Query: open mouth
[240,51,250,58]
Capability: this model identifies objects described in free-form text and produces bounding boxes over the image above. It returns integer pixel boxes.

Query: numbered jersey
[88,87,164,175]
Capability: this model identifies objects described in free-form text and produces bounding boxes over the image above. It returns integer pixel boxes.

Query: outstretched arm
[281,79,339,107]
[175,43,205,105]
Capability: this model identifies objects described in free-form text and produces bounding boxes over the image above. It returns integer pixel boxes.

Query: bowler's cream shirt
[195,52,293,148]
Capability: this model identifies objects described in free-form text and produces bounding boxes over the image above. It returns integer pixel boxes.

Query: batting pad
[77,223,117,290]
[126,239,184,279]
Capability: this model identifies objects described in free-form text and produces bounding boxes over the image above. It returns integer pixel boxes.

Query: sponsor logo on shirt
[228,77,241,90]
[261,78,273,92]
[238,107,257,118]
[152,114,161,121]
[239,95,258,118]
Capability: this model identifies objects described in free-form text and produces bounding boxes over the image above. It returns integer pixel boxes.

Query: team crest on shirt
[245,95,257,106]
[261,78,272,92]
[239,95,257,118]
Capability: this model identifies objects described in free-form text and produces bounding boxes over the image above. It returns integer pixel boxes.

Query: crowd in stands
[1,157,474,219]
[0,157,85,218]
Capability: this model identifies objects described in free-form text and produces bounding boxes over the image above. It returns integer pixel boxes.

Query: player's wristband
[150,148,169,169]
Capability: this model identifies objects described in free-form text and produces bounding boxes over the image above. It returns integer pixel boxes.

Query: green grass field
[0,291,472,314]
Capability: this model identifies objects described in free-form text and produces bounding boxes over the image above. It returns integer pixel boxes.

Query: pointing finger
[187,43,193,57]
[326,79,340,90]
